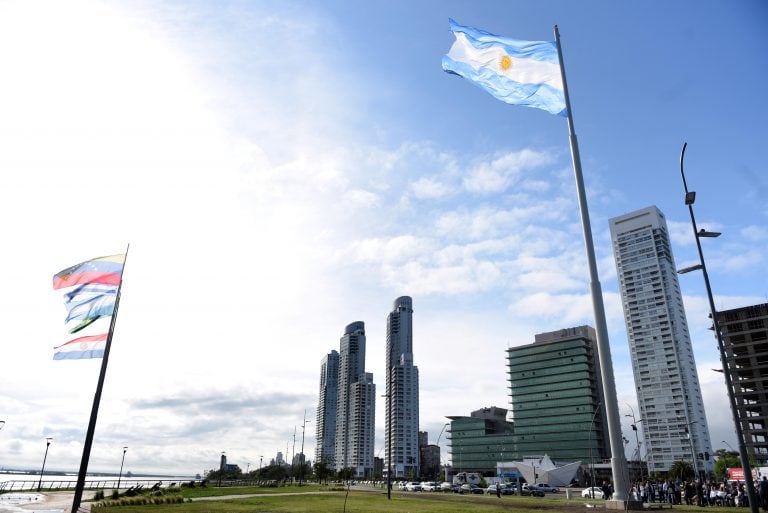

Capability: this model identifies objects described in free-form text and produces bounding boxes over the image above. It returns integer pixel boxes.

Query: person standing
[759,476,768,511]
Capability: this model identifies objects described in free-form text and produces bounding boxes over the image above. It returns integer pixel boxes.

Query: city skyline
[0,1,766,476]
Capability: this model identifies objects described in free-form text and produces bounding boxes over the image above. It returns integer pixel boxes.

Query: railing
[0,478,202,493]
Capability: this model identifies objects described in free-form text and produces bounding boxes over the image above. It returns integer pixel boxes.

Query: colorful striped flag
[53,254,125,290]
[52,253,125,360]
[53,333,108,360]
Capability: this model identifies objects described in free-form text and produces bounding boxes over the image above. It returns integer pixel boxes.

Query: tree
[337,467,354,482]
[669,460,694,481]
[714,450,740,480]
[314,461,334,485]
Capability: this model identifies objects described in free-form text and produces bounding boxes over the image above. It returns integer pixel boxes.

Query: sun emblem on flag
[500,54,512,71]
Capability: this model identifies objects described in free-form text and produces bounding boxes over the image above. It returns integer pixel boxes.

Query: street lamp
[588,406,600,498]
[382,368,393,500]
[117,446,128,489]
[722,440,736,453]
[0,420,5,430]
[681,419,699,479]
[37,437,53,492]
[625,404,645,483]
[436,422,450,483]
[678,142,759,513]
[299,409,311,486]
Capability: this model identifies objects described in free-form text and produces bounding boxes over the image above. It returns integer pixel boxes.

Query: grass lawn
[89,486,747,513]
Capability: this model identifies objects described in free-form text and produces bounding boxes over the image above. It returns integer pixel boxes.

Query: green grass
[89,487,748,513]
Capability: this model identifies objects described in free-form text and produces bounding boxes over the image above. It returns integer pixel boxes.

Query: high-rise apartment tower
[385,296,420,479]
[334,321,375,478]
[315,350,339,466]
[609,206,712,474]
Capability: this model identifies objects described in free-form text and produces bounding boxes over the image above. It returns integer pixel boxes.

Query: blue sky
[0,0,766,476]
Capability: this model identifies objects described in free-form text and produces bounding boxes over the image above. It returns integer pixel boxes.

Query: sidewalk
[0,492,91,513]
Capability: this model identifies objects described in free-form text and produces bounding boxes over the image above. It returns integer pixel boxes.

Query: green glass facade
[507,326,610,464]
[448,407,514,476]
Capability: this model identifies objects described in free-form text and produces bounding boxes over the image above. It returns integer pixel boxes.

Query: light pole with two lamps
[37,437,53,492]
[625,404,644,483]
[436,422,449,482]
[677,143,758,513]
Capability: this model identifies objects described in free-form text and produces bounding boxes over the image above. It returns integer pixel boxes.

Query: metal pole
[679,143,759,513]
[299,409,311,486]
[117,446,127,489]
[554,25,629,502]
[71,247,129,513]
[626,405,645,483]
[589,407,599,498]
[38,438,53,492]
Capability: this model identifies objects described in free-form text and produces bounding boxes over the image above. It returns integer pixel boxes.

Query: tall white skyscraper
[609,206,713,475]
[334,321,375,478]
[385,296,420,479]
[315,350,339,466]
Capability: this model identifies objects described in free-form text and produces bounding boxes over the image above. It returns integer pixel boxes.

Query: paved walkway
[0,492,90,513]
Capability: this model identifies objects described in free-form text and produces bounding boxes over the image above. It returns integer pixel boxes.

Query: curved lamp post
[117,446,128,489]
[37,437,53,492]
[678,143,758,513]
[625,404,645,483]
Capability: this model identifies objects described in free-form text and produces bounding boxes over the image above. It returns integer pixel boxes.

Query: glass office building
[507,326,610,464]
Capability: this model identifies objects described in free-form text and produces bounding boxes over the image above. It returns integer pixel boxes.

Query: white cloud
[410,177,454,199]
[741,225,768,242]
[462,149,554,194]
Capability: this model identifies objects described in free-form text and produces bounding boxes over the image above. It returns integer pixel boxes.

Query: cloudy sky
[0,0,766,476]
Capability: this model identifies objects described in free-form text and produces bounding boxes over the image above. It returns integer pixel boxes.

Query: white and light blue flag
[442,19,567,117]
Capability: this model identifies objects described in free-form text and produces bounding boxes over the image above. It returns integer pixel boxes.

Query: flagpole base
[605,499,643,510]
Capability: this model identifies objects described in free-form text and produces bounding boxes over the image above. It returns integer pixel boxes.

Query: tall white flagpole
[553,26,631,504]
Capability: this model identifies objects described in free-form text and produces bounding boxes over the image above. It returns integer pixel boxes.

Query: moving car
[581,486,605,499]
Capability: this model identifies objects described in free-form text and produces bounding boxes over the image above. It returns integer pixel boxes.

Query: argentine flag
[442,19,567,117]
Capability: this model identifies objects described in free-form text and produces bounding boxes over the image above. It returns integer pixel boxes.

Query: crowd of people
[628,478,766,507]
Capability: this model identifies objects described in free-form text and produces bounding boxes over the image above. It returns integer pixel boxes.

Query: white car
[420,481,439,491]
[582,486,605,499]
[440,481,453,492]
[405,481,422,491]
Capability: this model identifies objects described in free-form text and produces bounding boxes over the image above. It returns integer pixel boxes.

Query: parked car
[581,486,605,499]
[486,483,514,495]
[405,482,422,492]
[420,481,439,491]
[530,483,560,493]
[396,481,407,491]
[520,484,545,497]
[440,481,453,492]
[459,483,484,494]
